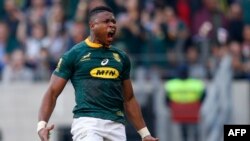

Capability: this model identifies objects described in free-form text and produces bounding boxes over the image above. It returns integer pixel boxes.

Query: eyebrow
[93,13,115,21]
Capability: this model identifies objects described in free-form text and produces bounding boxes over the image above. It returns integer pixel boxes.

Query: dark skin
[38,11,159,141]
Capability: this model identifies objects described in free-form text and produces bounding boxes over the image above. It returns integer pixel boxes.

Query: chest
[74,49,123,79]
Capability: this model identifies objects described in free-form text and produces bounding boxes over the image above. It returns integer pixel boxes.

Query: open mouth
[107,29,115,41]
[108,32,114,38]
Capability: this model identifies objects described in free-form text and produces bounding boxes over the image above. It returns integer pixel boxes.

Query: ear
[89,21,95,30]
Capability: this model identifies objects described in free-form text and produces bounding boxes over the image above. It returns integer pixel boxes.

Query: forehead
[93,11,115,21]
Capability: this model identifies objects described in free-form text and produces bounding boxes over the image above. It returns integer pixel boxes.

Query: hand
[198,21,212,37]
[38,124,54,141]
[142,135,159,141]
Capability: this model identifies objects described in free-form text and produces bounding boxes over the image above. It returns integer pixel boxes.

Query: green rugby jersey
[53,38,131,124]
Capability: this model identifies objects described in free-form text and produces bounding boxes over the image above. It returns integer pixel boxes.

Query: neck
[89,33,110,47]
[89,33,100,44]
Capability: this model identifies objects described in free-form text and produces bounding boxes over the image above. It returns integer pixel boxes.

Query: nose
[108,21,116,27]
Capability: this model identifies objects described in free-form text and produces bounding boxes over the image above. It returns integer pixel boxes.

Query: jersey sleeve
[121,53,131,80]
[53,51,74,80]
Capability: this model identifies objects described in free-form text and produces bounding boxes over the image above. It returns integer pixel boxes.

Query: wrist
[37,121,47,133]
[137,127,151,139]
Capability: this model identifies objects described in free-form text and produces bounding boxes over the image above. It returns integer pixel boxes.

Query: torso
[54,40,130,124]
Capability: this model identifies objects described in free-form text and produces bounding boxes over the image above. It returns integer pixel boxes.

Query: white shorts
[71,117,126,141]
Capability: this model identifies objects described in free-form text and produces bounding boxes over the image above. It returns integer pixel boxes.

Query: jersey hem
[73,114,125,125]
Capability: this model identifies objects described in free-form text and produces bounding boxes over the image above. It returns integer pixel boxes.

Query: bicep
[46,74,68,98]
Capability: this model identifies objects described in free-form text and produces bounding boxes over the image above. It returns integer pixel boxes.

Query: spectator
[161,6,189,50]
[185,46,207,79]
[18,22,49,69]
[104,0,127,16]
[207,43,221,78]
[61,0,80,20]
[25,0,50,25]
[143,8,166,70]
[189,0,202,17]
[164,65,206,141]
[240,0,250,24]
[47,2,68,65]
[242,25,250,79]
[2,49,34,83]
[0,21,13,79]
[67,21,88,49]
[2,0,21,53]
[227,3,244,42]
[176,0,191,28]
[116,11,144,66]
[242,25,250,62]
[0,0,4,19]
[33,47,51,81]
[73,0,88,22]
[3,0,21,37]
[207,42,231,78]
[162,49,181,79]
[228,41,245,79]
[192,0,227,42]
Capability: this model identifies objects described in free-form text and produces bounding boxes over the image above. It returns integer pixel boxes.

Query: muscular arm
[122,79,159,141]
[38,74,68,122]
[122,79,146,130]
[38,74,68,141]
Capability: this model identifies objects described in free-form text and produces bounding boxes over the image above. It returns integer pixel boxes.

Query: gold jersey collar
[84,37,111,48]
[85,37,103,48]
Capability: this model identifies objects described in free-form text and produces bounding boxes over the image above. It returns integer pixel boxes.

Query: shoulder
[188,79,205,89]
[60,41,88,63]
[69,41,88,52]
[110,46,130,60]
[165,79,180,88]
[64,41,87,56]
[188,78,204,84]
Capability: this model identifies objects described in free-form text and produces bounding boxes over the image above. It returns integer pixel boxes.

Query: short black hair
[88,6,113,21]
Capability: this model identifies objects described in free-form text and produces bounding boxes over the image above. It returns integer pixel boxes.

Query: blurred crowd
[0,0,250,83]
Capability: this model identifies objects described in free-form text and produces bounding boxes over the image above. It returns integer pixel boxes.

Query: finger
[38,129,48,141]
[42,130,50,141]
[42,135,49,141]
[43,132,50,141]
[47,124,54,131]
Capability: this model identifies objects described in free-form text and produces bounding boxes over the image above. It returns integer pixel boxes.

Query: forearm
[37,75,67,140]
[122,79,154,139]
[38,75,67,122]
[124,96,146,130]
[38,90,58,122]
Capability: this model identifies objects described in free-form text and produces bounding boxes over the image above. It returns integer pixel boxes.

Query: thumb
[47,124,54,131]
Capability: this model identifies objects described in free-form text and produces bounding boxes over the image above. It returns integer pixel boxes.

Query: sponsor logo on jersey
[80,52,91,62]
[101,58,109,66]
[90,67,119,79]
[113,53,121,62]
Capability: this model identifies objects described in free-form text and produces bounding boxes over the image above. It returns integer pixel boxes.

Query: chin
[106,40,113,44]
[106,43,112,47]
